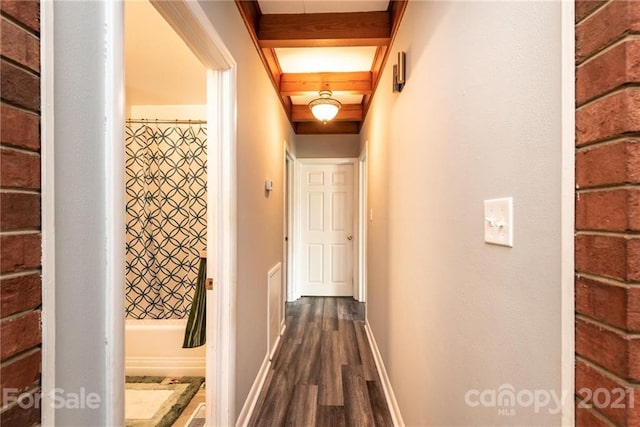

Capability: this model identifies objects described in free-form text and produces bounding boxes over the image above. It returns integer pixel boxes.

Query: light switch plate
[484,197,513,247]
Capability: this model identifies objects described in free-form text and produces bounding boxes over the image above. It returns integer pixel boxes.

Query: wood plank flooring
[249,297,393,427]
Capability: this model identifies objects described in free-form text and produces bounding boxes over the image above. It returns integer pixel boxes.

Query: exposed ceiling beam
[280,72,372,96]
[389,0,408,36]
[370,46,388,87]
[257,12,391,48]
[235,0,408,135]
[291,104,363,122]
[235,1,291,118]
[261,47,281,84]
[296,121,360,135]
[235,1,260,35]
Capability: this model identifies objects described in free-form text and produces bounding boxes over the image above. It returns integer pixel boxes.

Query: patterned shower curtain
[125,121,207,319]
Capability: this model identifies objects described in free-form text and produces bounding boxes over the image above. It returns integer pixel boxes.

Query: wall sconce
[393,51,406,93]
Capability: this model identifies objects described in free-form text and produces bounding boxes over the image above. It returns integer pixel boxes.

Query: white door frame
[105,3,126,425]
[293,158,359,300]
[285,150,296,304]
[41,2,128,423]
[357,143,368,304]
[41,2,127,424]
[41,1,238,424]
[148,2,239,424]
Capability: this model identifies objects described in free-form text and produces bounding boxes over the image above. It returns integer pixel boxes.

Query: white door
[299,161,355,296]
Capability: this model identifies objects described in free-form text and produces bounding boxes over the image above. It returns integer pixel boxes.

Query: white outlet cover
[484,197,513,247]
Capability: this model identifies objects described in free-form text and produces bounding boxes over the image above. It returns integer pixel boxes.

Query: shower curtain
[125,121,207,319]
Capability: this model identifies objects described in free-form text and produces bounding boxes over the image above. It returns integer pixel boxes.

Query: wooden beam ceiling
[280,72,372,96]
[295,121,360,135]
[258,11,391,48]
[235,0,292,119]
[235,0,408,135]
[292,104,363,122]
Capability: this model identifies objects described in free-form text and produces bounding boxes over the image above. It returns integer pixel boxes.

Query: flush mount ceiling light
[308,90,342,123]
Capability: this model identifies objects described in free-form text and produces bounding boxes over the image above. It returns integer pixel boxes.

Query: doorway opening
[123,2,207,424]
[119,1,238,424]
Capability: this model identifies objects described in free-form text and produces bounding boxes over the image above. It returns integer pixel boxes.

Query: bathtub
[125,318,205,377]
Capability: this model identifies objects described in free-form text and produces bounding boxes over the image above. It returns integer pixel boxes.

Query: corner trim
[357,141,368,303]
[285,149,296,303]
[104,1,126,425]
[40,0,55,424]
[364,321,404,426]
[560,0,576,424]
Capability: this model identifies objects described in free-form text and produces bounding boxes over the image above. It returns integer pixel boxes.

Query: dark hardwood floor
[249,297,394,427]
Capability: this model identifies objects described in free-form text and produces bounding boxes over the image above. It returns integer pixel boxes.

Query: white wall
[360,2,563,425]
[51,1,293,423]
[197,1,294,418]
[129,104,207,121]
[53,2,113,423]
[295,134,360,158]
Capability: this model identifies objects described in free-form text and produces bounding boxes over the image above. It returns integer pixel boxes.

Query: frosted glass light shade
[308,91,342,123]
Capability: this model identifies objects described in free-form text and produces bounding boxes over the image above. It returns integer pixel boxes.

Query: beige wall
[295,134,360,158]
[361,2,563,425]
[198,1,294,417]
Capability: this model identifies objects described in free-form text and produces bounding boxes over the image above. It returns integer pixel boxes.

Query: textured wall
[197,1,295,418]
[575,1,640,425]
[360,1,563,424]
[295,134,360,158]
[0,1,42,425]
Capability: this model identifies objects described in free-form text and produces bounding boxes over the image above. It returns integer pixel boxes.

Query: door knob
[347,235,353,241]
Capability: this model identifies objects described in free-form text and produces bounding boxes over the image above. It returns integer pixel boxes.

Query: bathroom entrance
[123,1,236,425]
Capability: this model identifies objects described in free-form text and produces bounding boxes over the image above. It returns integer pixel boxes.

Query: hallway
[249,297,393,426]
[0,0,592,425]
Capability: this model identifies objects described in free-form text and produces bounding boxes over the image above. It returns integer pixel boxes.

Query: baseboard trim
[364,321,405,426]
[125,356,205,377]
[237,324,287,426]
[269,324,286,361]
[236,352,271,427]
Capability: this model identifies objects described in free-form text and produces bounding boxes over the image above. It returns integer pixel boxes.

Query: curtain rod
[126,119,207,125]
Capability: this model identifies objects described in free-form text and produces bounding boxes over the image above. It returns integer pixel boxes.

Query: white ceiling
[125,1,206,107]
[276,46,377,73]
[258,0,389,14]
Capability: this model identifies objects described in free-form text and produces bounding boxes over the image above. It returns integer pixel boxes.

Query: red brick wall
[575,1,640,425]
[0,1,42,426]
